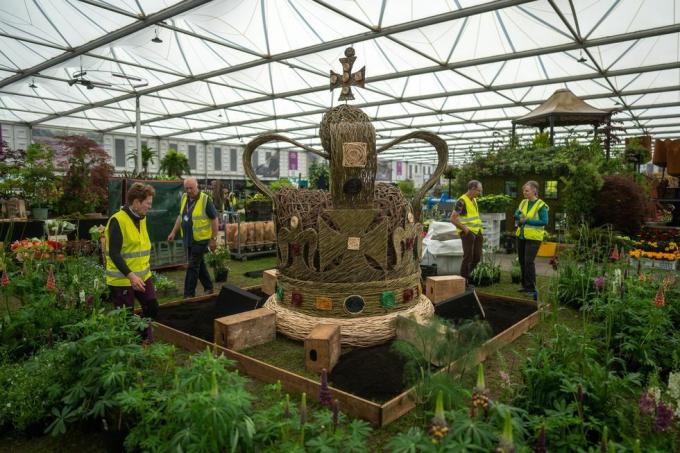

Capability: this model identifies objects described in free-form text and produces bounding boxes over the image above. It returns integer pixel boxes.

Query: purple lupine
[653,402,674,432]
[85,295,95,307]
[332,399,339,432]
[283,394,291,419]
[638,391,655,415]
[319,369,333,408]
[533,425,546,453]
[594,276,605,292]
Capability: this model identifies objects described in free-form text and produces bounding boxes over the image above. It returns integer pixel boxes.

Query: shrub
[593,175,647,236]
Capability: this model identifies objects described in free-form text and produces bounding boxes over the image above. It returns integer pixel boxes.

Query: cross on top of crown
[329,47,366,102]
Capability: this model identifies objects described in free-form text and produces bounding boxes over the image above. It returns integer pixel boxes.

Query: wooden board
[152,291,541,426]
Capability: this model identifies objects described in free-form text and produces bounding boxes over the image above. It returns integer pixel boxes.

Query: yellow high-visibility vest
[180,192,212,241]
[515,198,548,241]
[105,210,152,286]
[457,194,484,234]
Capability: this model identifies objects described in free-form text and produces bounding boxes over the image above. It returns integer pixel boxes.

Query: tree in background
[159,149,190,179]
[56,136,113,215]
[397,179,415,200]
[308,161,329,190]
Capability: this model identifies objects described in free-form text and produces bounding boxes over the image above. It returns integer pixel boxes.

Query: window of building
[230,148,238,171]
[114,138,126,167]
[504,181,518,198]
[188,145,197,170]
[169,142,178,152]
[545,180,558,199]
[214,147,222,171]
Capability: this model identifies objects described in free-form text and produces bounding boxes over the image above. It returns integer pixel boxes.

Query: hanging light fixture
[28,79,37,89]
[577,50,587,63]
[151,27,163,43]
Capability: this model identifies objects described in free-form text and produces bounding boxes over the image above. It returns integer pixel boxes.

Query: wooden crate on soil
[214,308,276,351]
[152,291,541,427]
[262,269,278,295]
[425,275,465,303]
[304,324,341,373]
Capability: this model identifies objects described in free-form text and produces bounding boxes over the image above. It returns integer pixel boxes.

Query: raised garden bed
[152,290,540,426]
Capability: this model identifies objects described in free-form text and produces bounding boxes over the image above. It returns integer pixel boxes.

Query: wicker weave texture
[264,293,434,347]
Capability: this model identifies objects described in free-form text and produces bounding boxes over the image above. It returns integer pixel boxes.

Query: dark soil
[244,269,267,278]
[329,342,405,402]
[155,285,264,342]
[435,291,536,335]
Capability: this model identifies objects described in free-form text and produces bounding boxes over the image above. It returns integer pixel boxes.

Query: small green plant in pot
[205,245,230,282]
[470,255,501,287]
[510,257,521,284]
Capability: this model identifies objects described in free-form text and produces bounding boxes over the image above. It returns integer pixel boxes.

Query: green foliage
[204,246,231,272]
[470,254,501,286]
[127,144,157,176]
[476,194,513,213]
[21,143,60,209]
[159,149,190,178]
[249,382,372,452]
[309,161,330,190]
[397,180,415,199]
[0,344,72,431]
[123,349,255,452]
[270,178,294,191]
[151,271,176,292]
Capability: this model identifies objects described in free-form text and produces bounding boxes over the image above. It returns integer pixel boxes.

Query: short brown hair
[127,183,155,205]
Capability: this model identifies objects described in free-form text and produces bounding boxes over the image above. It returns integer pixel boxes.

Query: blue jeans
[184,243,213,297]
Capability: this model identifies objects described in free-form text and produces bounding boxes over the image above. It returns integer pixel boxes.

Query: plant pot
[667,140,680,176]
[31,207,48,220]
[653,138,667,167]
[214,268,229,282]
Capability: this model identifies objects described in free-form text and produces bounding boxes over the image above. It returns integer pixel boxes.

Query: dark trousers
[517,238,541,291]
[109,278,159,319]
[184,243,213,298]
[460,231,484,282]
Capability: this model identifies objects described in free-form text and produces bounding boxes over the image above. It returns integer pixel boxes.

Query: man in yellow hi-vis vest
[515,180,549,295]
[450,180,484,287]
[168,177,220,298]
[105,183,158,318]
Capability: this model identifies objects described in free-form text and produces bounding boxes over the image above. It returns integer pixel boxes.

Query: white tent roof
[1,0,679,163]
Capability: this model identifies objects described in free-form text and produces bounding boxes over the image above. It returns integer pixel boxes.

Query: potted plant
[159,149,190,178]
[21,144,61,220]
[127,143,157,177]
[470,255,501,287]
[205,245,230,282]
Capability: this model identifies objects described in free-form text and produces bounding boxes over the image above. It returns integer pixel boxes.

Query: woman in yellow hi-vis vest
[515,181,549,295]
[450,180,484,287]
[167,177,220,298]
[105,183,159,319]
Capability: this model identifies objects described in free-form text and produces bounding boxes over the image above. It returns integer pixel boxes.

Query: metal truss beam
[0,0,213,90]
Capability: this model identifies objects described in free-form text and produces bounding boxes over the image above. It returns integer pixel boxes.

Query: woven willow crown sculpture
[244,47,448,346]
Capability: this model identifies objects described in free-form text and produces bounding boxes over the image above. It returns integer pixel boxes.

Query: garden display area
[3,1,680,452]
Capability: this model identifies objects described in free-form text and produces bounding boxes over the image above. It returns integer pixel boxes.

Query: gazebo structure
[512,88,615,150]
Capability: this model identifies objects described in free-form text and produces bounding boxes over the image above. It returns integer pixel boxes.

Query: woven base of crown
[264,294,434,347]
[275,273,421,318]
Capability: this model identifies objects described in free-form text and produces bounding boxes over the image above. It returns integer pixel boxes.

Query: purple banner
[396,161,402,176]
[288,151,298,171]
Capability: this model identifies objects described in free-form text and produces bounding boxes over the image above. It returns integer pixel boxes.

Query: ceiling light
[151,28,163,44]
[577,50,587,63]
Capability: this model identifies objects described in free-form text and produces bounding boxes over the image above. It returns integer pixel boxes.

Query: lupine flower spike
[609,245,620,262]
[319,369,333,408]
[533,425,546,453]
[428,390,449,443]
[654,287,665,307]
[471,363,490,417]
[332,399,339,432]
[495,411,515,453]
[46,266,57,292]
[1,270,9,287]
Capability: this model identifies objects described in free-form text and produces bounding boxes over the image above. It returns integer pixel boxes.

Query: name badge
[183,214,189,222]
